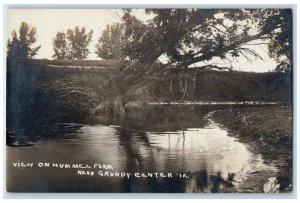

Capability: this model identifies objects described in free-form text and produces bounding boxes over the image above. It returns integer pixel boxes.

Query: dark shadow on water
[209,172,235,193]
[6,123,85,146]
[192,170,236,193]
[196,169,209,191]
[144,176,188,193]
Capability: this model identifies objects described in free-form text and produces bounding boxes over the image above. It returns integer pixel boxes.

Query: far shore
[148,101,287,105]
[124,101,289,108]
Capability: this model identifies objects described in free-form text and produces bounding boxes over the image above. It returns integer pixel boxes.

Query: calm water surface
[7,105,277,192]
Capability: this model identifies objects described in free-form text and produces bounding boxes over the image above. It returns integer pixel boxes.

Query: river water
[6,105,277,192]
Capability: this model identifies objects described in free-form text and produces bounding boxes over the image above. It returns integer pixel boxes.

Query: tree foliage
[121,9,292,71]
[67,26,93,60]
[95,23,124,60]
[52,26,93,60]
[7,21,41,61]
[121,11,155,63]
[264,9,292,71]
[52,32,71,60]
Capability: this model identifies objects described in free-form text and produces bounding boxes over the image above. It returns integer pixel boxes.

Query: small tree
[67,26,93,60]
[95,23,124,60]
[7,21,41,61]
[52,31,71,60]
[52,26,93,60]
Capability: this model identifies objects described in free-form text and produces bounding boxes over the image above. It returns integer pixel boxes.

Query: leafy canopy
[52,31,71,60]
[95,23,124,60]
[7,21,41,61]
[121,9,292,71]
[52,26,93,60]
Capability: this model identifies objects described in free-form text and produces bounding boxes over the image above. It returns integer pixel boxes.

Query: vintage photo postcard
[6,7,293,193]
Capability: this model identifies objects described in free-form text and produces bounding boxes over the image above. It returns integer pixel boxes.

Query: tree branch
[184,29,270,67]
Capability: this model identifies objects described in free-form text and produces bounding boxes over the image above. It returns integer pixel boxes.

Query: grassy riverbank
[211,106,293,192]
[6,60,116,145]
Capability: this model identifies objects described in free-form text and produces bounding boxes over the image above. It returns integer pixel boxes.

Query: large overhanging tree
[97,9,292,112]
[121,9,292,71]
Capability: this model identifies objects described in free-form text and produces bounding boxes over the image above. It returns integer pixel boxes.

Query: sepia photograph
[5,7,293,193]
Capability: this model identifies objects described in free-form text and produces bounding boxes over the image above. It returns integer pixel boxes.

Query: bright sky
[7,8,279,72]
